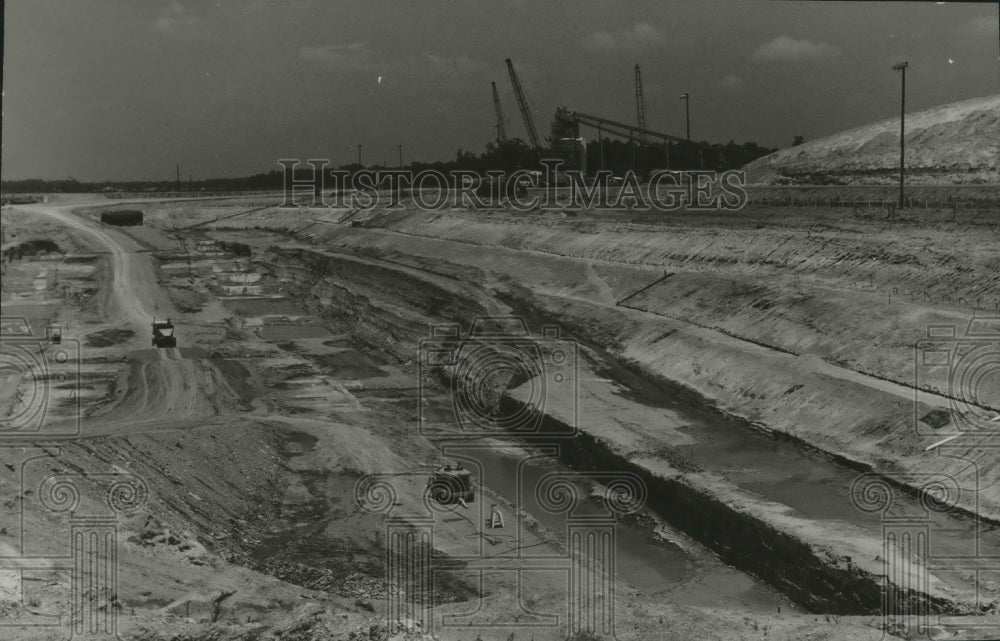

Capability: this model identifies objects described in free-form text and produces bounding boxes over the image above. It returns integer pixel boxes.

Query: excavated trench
[269,245,979,616]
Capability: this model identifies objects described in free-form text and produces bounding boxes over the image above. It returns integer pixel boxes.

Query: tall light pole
[892,61,908,209]
[598,123,604,172]
[680,93,690,142]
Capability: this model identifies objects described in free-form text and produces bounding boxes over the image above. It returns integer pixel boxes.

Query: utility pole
[598,123,604,173]
[357,144,363,167]
[679,94,691,142]
[892,61,908,209]
[491,81,507,144]
[634,64,647,143]
[176,164,181,191]
[398,145,403,168]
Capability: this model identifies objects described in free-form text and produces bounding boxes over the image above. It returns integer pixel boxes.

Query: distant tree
[793,135,805,146]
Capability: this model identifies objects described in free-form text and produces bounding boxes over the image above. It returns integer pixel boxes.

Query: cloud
[963,15,997,38]
[751,36,841,62]
[153,1,207,38]
[717,75,745,91]
[581,22,665,52]
[299,42,375,72]
[422,54,487,75]
[300,45,485,78]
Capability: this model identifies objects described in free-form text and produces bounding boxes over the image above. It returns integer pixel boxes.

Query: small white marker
[926,434,960,451]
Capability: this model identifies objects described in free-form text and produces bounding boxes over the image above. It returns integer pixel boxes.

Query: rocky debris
[158,589,237,624]
[256,560,385,599]
[85,328,136,348]
[130,604,391,641]
[132,516,209,563]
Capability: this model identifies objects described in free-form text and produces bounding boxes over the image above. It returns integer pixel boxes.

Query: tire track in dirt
[21,201,240,438]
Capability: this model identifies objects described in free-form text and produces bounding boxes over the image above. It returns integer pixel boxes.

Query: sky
[2,0,998,181]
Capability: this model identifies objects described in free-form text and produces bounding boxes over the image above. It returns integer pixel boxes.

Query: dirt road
[18,200,234,438]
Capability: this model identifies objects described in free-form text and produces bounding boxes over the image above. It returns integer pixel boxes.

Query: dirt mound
[85,327,136,347]
[745,93,1000,185]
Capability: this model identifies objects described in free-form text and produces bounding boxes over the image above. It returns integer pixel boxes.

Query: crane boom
[634,64,647,144]
[505,58,542,150]
[491,81,507,143]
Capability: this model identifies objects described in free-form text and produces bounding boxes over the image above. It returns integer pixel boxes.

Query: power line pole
[892,61,908,209]
[398,145,403,168]
[357,144,363,167]
[491,80,507,144]
[598,123,604,173]
[634,64,647,142]
[680,93,690,142]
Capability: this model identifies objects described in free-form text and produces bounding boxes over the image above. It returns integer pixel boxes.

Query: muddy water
[597,355,1000,584]
[438,440,802,613]
[496,297,1000,607]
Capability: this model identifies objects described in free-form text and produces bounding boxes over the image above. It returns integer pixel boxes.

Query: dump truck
[152,317,176,348]
[426,463,474,505]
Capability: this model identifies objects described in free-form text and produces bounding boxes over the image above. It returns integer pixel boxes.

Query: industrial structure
[493,60,691,171]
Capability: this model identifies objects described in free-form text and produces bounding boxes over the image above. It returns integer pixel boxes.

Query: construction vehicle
[151,317,176,348]
[426,462,474,505]
[505,58,542,150]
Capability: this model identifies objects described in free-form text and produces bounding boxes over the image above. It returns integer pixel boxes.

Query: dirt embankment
[253,243,879,618]
[222,204,1000,520]
[744,93,1000,185]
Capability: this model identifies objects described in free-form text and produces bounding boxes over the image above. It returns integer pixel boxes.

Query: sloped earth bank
[195,201,1000,627]
[743,93,1000,185]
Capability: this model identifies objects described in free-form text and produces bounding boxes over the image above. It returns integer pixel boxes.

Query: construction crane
[505,58,542,150]
[634,64,647,144]
[491,81,507,144]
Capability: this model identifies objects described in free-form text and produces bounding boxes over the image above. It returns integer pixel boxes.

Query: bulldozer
[152,317,176,348]
[426,463,474,506]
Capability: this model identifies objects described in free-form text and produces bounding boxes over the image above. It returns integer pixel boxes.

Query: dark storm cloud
[2,0,997,181]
